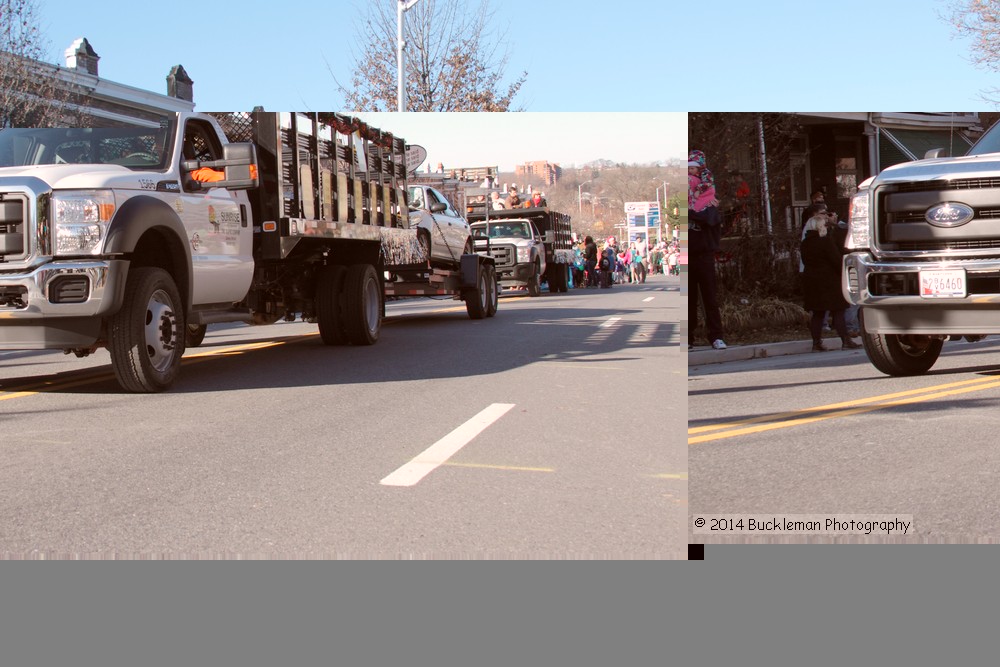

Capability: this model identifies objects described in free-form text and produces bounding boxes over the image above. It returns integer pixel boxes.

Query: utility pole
[578,180,592,215]
[397,0,421,112]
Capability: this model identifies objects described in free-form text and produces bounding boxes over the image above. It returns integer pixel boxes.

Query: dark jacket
[689,205,722,255]
[801,230,848,312]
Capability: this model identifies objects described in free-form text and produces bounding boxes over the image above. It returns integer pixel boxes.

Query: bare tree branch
[945,0,1000,103]
[1,0,90,127]
[337,0,527,112]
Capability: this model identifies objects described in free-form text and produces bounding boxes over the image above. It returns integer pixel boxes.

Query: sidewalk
[688,337,859,366]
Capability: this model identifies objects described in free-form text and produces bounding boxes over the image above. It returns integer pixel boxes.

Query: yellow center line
[0,337,305,398]
[0,300,494,399]
[184,340,288,358]
[689,375,1000,435]
[441,462,555,473]
[690,378,1000,445]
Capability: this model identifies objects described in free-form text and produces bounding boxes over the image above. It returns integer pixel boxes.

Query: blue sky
[28,0,996,167]
[35,0,992,111]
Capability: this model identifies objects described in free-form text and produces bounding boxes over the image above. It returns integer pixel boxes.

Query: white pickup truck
[0,111,494,392]
[468,207,574,295]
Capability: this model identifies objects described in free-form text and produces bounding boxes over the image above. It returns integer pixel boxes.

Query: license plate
[919,269,967,298]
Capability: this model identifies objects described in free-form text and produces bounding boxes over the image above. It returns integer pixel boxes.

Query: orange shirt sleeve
[191,167,224,182]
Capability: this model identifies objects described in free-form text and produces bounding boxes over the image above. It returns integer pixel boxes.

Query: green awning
[879,128,974,170]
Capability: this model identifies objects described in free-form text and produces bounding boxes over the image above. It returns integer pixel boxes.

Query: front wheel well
[128,228,191,310]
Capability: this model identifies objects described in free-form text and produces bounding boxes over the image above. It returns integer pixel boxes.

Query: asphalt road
[0,274,682,559]
[689,336,1000,543]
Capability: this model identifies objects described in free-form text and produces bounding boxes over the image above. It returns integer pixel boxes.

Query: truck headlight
[52,191,115,255]
[517,247,531,263]
[846,190,870,249]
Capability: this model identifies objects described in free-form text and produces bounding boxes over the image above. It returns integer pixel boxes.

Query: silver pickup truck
[844,120,1000,375]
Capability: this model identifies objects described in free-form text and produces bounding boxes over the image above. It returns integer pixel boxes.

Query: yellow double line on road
[0,339,292,400]
[0,306,477,399]
[689,374,1000,445]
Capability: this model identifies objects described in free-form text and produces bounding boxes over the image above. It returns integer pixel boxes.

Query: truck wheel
[417,230,431,264]
[108,267,184,393]
[465,264,489,320]
[527,262,542,297]
[185,324,207,348]
[343,264,382,345]
[316,264,348,345]
[863,332,943,376]
[485,264,498,317]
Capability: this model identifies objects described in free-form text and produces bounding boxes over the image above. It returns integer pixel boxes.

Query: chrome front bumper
[844,252,1000,334]
[0,260,127,348]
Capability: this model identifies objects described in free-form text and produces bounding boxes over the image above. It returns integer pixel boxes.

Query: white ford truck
[468,206,574,295]
[843,120,1000,375]
[0,111,495,392]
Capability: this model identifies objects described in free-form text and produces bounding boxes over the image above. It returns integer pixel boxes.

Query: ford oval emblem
[925,202,974,227]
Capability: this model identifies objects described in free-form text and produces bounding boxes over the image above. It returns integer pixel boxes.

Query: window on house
[835,138,862,199]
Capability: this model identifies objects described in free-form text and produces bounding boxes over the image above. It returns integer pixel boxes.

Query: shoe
[842,338,862,350]
[812,341,828,352]
[712,339,727,350]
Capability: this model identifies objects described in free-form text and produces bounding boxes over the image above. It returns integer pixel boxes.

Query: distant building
[515,161,562,186]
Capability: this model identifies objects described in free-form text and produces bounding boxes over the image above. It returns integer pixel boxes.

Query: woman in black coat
[800,214,862,352]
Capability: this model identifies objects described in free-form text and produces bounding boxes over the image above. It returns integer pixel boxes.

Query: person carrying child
[687,150,726,350]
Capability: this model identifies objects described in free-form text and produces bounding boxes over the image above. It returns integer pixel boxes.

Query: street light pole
[578,180,591,215]
[397,0,421,112]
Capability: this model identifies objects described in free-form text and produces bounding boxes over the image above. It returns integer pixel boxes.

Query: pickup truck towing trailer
[0,111,494,392]
[843,120,1000,375]
[468,206,574,295]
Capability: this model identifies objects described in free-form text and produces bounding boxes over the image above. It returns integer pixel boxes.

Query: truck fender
[103,195,194,308]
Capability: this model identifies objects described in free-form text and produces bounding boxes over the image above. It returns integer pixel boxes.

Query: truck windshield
[0,122,175,170]
[969,121,1000,156]
[471,222,531,239]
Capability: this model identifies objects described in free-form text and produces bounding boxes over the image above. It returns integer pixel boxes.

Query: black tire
[108,267,184,393]
[342,264,382,345]
[185,323,207,348]
[527,262,542,297]
[556,266,569,292]
[316,264,348,345]
[862,332,944,376]
[417,230,431,264]
[485,264,498,317]
[465,264,489,320]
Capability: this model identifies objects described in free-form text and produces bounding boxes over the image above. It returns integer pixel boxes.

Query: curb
[689,338,858,366]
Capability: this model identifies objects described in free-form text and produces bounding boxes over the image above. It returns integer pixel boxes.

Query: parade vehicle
[406,183,473,267]
[468,205,574,295]
[843,119,1000,375]
[0,111,495,392]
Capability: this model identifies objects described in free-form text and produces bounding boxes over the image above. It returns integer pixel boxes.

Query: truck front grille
[0,194,27,261]
[877,182,1000,254]
[485,244,515,268]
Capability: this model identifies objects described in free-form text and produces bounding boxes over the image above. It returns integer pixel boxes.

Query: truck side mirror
[182,142,259,191]
[925,148,947,159]
[430,202,447,213]
[544,230,555,243]
[222,142,259,189]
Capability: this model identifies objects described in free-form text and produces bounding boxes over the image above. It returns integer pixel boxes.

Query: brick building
[515,160,562,186]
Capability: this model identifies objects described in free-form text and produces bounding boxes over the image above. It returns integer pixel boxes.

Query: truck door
[177,119,254,305]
